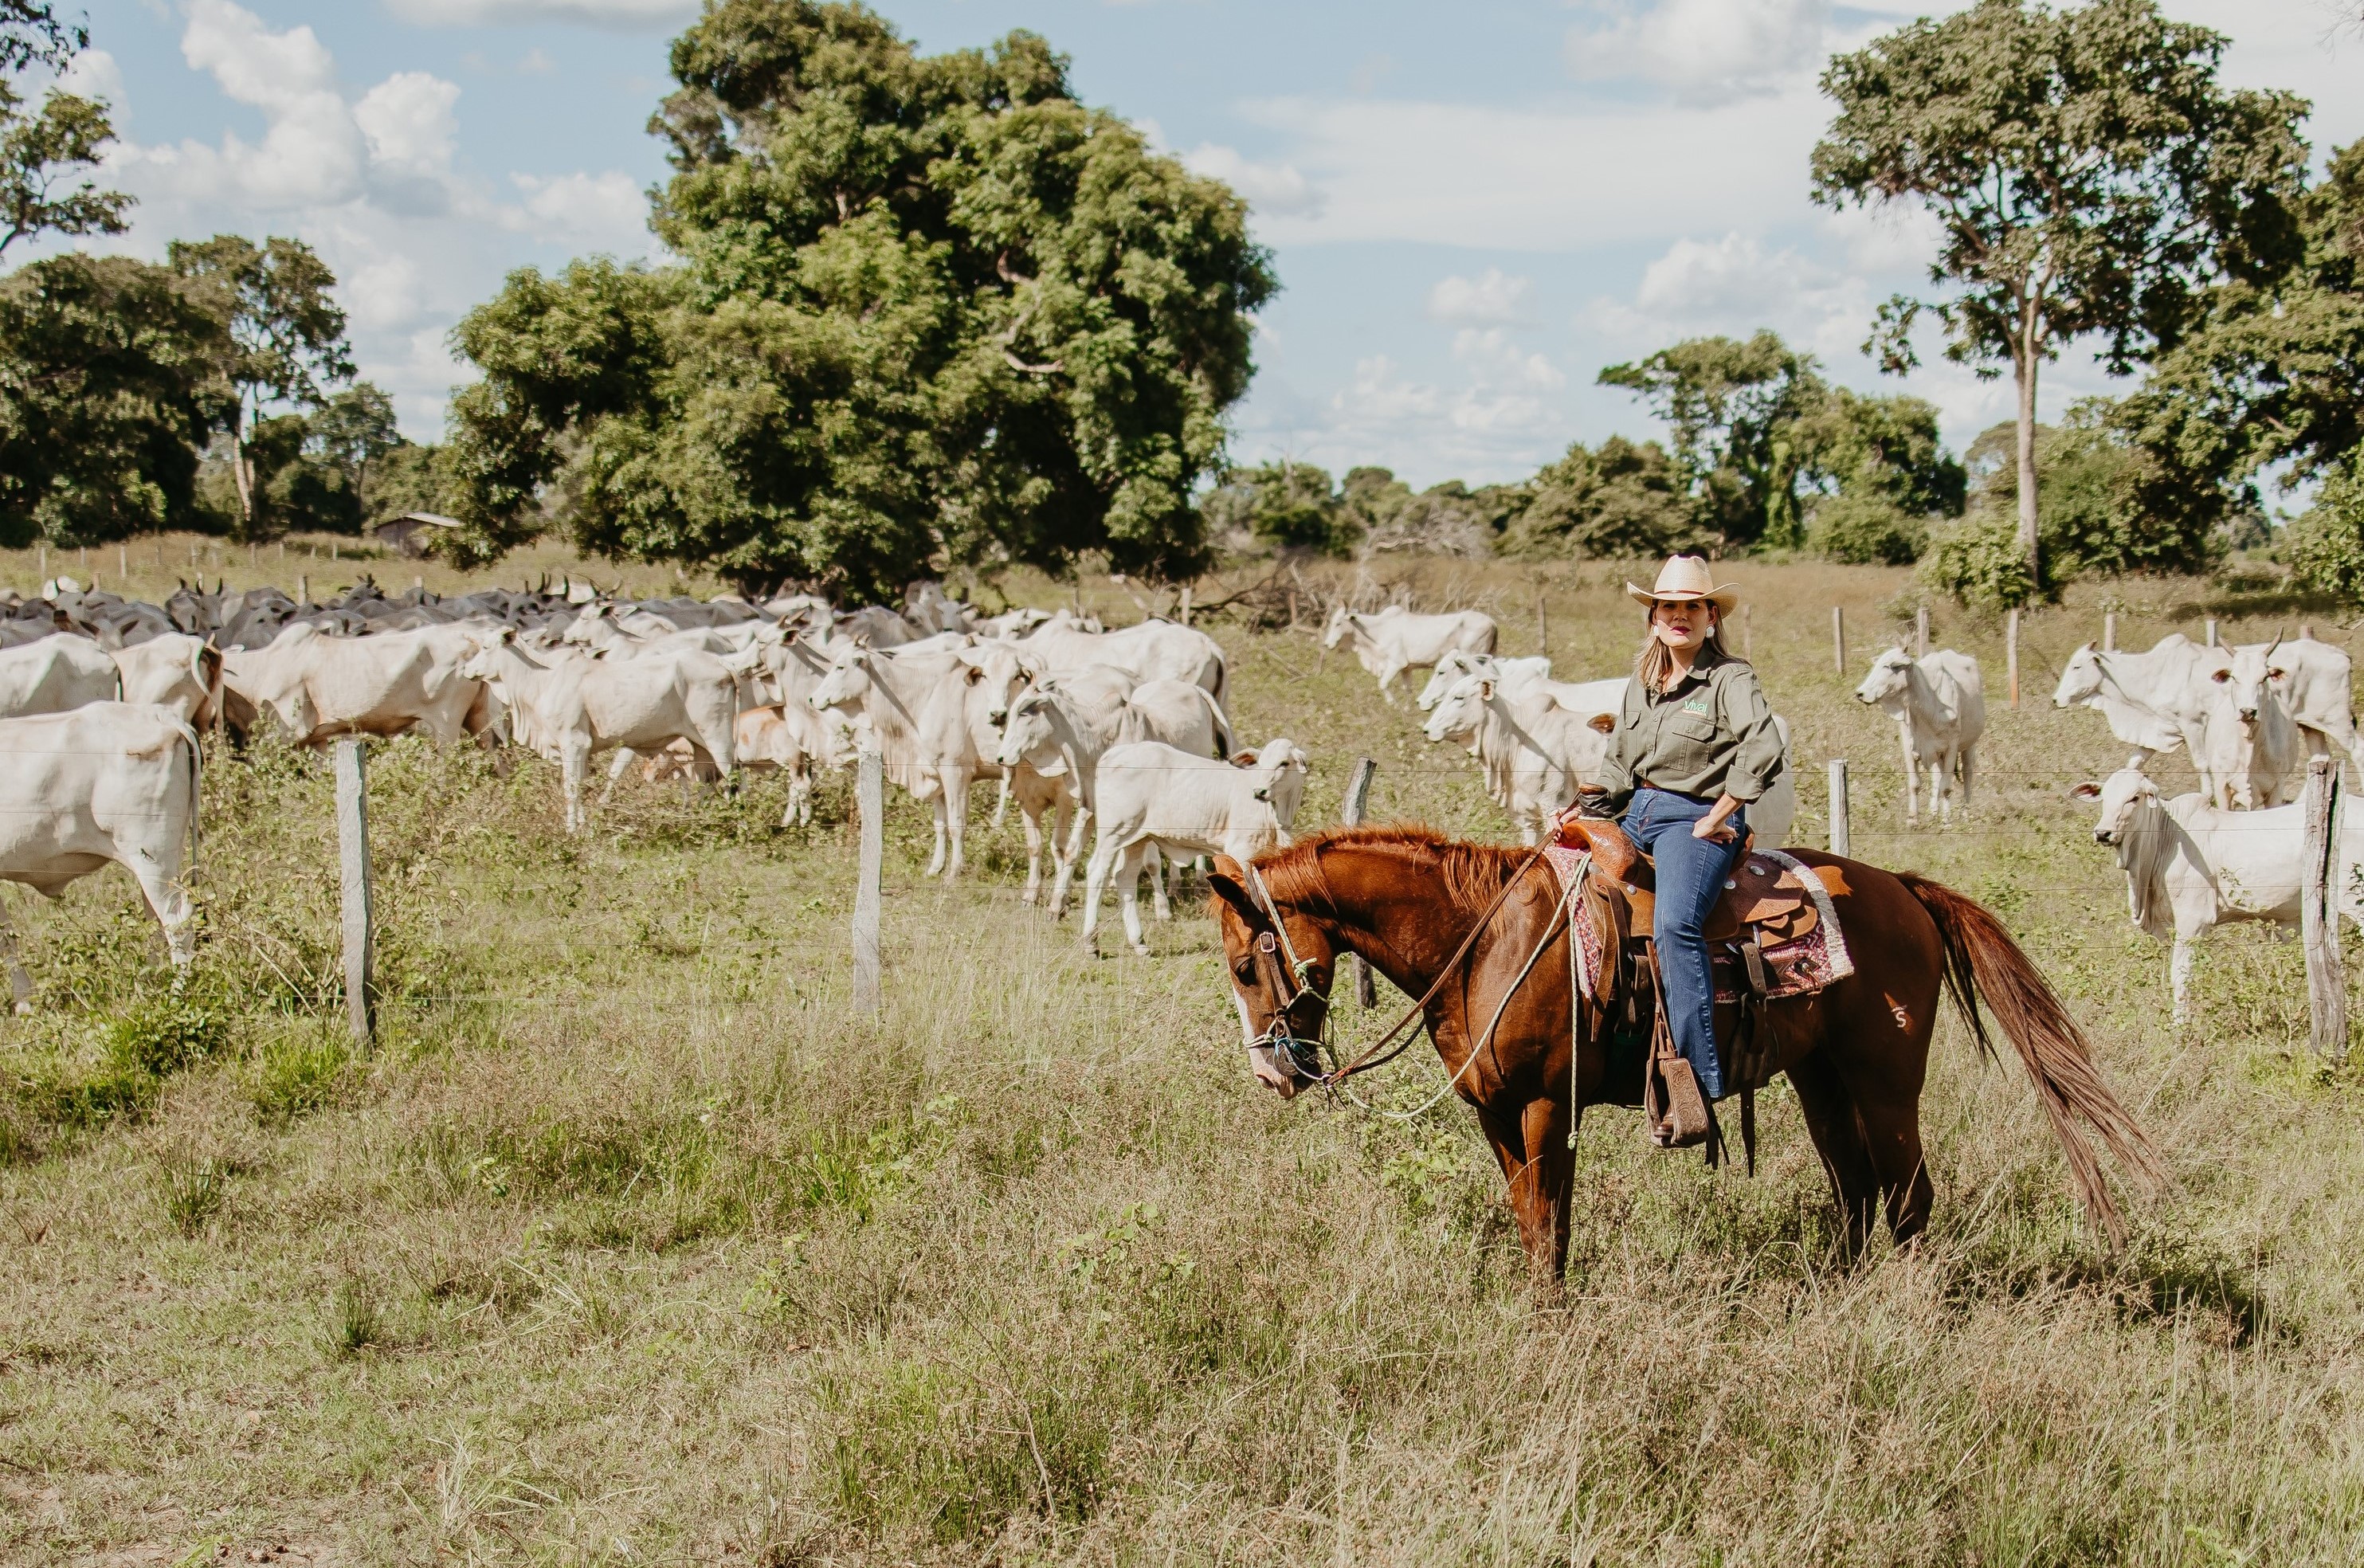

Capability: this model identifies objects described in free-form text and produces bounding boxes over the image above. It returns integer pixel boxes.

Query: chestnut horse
[1207,825,2162,1275]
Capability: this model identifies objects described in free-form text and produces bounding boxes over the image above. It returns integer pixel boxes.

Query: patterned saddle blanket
[1543,842,1855,1005]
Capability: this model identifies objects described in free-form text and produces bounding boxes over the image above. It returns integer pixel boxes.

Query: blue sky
[53,0,2364,492]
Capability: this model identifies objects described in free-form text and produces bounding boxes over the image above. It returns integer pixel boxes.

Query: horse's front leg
[1476,1096,1573,1281]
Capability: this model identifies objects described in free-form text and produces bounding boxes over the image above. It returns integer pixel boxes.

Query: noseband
[1240,860,1332,1084]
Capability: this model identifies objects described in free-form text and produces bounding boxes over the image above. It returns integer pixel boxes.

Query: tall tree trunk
[229,406,254,537]
[2013,332,2040,587]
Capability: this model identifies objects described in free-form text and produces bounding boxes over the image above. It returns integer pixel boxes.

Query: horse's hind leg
[1785,1049,1880,1256]
[1853,1093,1935,1247]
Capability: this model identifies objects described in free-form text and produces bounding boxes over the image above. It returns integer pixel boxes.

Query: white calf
[1082,739,1309,955]
[1856,647,1985,823]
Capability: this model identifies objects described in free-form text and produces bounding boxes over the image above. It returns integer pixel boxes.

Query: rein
[1238,840,1554,1091]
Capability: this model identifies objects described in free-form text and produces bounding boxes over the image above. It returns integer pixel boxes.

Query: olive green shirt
[1597,645,1786,806]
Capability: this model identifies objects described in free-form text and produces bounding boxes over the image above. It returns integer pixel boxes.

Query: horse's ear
[1205,857,1260,926]
[1586,712,1616,735]
[2068,781,2102,801]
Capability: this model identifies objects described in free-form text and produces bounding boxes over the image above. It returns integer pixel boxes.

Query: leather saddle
[1557,817,1818,946]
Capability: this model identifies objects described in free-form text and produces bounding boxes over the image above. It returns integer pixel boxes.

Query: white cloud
[1566,0,1833,102]
[1428,269,1532,327]
[355,73,461,181]
[383,0,698,25]
[1179,143,1323,218]
[508,170,649,247]
[1234,91,1823,250]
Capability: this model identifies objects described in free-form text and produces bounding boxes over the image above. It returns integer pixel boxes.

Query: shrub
[103,994,229,1080]
[1808,493,1931,565]
[2287,457,2364,605]
[1919,512,2041,611]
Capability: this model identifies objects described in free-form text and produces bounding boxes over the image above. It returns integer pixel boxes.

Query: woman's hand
[1692,792,1745,843]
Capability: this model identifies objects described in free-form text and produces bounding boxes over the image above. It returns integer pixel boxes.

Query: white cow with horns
[2054,633,2360,795]
[1322,606,1496,704]
[2073,766,2364,1021]
[0,703,202,1010]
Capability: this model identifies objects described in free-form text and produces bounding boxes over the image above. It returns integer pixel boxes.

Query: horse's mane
[1253,824,1531,919]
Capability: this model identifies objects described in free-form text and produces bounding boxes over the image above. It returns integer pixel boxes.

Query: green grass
[0,557,2362,1560]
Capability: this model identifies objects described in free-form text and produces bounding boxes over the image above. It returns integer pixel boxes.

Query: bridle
[1232,841,1555,1092]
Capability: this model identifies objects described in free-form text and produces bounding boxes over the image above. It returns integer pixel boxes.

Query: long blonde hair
[1634,605,1721,695]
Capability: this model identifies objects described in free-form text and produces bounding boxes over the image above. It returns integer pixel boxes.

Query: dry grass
[0,557,2361,1562]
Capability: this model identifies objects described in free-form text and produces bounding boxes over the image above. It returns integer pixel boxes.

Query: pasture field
[2,555,2363,1563]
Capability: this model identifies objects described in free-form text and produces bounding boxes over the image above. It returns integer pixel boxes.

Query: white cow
[1015,612,1229,705]
[459,637,749,832]
[111,633,219,725]
[2196,641,2303,809]
[1423,674,1618,845]
[0,633,119,719]
[641,700,846,826]
[1856,646,1986,824]
[1081,738,1310,955]
[2074,767,2364,1021]
[224,622,489,747]
[0,703,201,1009]
[1322,605,1497,704]
[2052,636,2215,772]
[994,667,1234,911]
[1415,652,1551,711]
[2241,636,2362,764]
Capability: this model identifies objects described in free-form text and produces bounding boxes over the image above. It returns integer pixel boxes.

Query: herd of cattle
[0,571,2350,1021]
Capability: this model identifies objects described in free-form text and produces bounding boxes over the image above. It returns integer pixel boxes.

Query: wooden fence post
[1915,606,1929,659]
[1536,590,1549,659]
[297,574,309,606]
[1832,606,1845,676]
[1343,757,1378,1008]
[1828,759,1851,859]
[853,747,884,1014]
[2205,618,2218,649]
[334,739,374,1052]
[2303,755,2346,1060]
[2103,611,2117,653]
[1179,585,1191,627]
[2007,608,2021,709]
[117,544,127,578]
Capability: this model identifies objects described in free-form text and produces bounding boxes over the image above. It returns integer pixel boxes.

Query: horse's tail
[1899,872,2166,1247]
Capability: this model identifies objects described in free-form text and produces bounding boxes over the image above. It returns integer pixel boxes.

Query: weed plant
[0,560,2358,1559]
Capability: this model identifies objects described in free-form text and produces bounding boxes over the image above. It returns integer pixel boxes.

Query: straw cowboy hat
[1625,554,1741,611]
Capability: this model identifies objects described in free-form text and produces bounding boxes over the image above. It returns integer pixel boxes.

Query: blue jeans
[1625,787,1747,1101]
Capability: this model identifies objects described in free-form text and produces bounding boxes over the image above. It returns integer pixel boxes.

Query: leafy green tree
[1953,400,2216,586]
[1200,461,1346,555]
[0,0,127,259]
[308,383,402,503]
[1503,437,1699,559]
[2123,137,2364,531]
[168,235,354,539]
[1598,331,1827,548]
[0,254,229,545]
[1800,388,1964,519]
[449,2,1273,596]
[1813,0,2309,588]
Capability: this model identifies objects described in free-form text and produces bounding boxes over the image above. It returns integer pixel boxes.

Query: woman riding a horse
[1590,555,1784,1126]
[1206,566,2162,1276]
